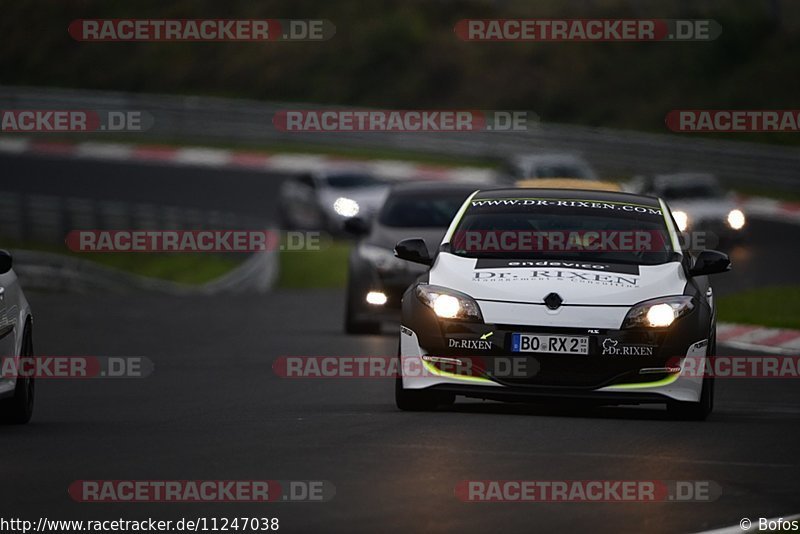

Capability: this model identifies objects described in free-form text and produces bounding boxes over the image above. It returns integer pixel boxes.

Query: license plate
[511,334,589,355]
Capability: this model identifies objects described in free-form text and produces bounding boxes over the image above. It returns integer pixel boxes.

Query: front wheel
[667,332,716,421]
[395,377,455,411]
[667,376,714,421]
[395,349,455,411]
[344,299,381,335]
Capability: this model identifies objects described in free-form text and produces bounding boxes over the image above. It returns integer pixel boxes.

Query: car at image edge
[343,182,479,334]
[0,249,35,424]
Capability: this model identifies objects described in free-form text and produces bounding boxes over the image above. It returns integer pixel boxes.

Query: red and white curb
[737,195,800,225]
[718,322,800,355]
[0,136,494,184]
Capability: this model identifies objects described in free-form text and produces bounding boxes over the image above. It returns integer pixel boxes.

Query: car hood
[428,253,688,306]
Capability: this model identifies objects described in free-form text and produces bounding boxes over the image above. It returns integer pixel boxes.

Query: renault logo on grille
[544,292,563,310]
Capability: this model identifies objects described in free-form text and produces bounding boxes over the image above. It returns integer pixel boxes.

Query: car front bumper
[398,321,710,404]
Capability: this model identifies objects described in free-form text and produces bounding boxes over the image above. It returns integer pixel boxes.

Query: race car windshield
[378,193,470,228]
[325,173,382,188]
[449,197,676,265]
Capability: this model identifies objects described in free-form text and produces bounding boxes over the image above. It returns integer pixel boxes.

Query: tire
[394,347,455,411]
[1,324,34,425]
[667,376,714,421]
[667,331,716,421]
[344,305,381,334]
[395,377,455,411]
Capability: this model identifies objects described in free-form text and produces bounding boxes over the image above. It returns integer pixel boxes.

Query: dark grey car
[343,182,478,334]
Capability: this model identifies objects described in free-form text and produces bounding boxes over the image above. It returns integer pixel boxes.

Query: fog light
[366,291,387,305]
[640,366,682,374]
[422,355,464,366]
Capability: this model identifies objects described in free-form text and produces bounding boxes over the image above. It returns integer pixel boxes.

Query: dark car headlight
[415,284,483,322]
[622,296,694,329]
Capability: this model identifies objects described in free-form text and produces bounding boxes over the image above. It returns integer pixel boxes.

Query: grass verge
[277,241,351,289]
[4,240,242,285]
[717,286,800,330]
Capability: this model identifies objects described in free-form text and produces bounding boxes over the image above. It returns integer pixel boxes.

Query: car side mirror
[343,216,371,236]
[0,250,12,274]
[394,238,432,266]
[689,250,730,276]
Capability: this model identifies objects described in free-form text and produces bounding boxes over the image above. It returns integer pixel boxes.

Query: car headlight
[415,284,483,322]
[358,244,405,271]
[366,291,388,305]
[333,197,359,217]
[622,296,694,329]
[672,210,689,232]
[727,209,745,230]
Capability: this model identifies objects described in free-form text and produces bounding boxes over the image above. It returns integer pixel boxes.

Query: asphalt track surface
[1,153,799,533]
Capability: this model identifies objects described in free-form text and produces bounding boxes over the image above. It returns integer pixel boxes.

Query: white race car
[0,250,35,424]
[394,188,730,420]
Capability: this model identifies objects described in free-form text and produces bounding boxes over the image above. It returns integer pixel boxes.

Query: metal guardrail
[2,85,800,191]
[0,191,268,245]
[0,192,277,294]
